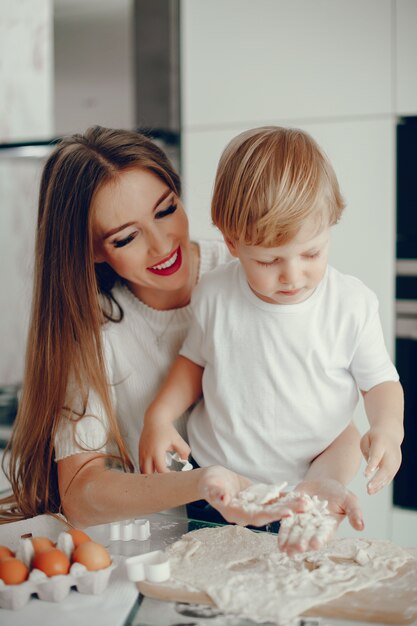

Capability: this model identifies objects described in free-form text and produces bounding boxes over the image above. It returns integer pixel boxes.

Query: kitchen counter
[0,512,416,626]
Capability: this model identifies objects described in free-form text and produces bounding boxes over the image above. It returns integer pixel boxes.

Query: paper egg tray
[0,560,117,610]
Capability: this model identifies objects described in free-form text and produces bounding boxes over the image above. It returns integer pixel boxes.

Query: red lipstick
[147,246,182,276]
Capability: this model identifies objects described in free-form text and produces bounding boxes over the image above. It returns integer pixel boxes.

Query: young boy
[139,127,403,536]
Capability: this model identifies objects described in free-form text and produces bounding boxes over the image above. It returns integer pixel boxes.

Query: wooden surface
[137,557,417,624]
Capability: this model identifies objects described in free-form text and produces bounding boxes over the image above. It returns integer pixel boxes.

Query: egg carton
[0,531,116,610]
[0,560,117,610]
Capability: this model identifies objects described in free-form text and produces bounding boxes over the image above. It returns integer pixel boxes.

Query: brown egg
[72,541,111,571]
[0,545,15,561]
[66,528,91,548]
[32,548,70,577]
[31,536,55,554]
[0,557,29,585]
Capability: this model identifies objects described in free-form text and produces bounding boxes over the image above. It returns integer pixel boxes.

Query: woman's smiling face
[92,167,193,309]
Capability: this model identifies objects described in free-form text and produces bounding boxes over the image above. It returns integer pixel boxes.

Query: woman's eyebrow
[153,188,172,210]
[103,221,136,239]
[102,189,173,239]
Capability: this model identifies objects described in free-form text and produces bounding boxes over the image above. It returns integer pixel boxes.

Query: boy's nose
[279,264,300,287]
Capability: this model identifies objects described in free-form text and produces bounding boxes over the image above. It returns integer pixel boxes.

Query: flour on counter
[166,525,413,624]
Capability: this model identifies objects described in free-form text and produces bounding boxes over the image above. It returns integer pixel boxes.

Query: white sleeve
[54,336,115,460]
[350,298,399,391]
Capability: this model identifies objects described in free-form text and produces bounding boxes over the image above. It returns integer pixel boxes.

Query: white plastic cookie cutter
[125,550,170,583]
[109,518,151,541]
[165,451,193,471]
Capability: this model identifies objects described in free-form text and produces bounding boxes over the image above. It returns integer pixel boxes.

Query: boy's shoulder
[194,258,239,298]
[327,266,378,310]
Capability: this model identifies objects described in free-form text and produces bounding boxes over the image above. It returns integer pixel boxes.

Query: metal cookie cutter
[125,550,170,583]
[165,451,193,471]
[109,518,151,541]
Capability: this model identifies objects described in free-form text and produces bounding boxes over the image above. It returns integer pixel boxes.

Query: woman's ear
[93,245,106,264]
[224,237,239,258]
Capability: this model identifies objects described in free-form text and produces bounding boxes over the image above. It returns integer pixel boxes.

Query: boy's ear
[224,237,239,258]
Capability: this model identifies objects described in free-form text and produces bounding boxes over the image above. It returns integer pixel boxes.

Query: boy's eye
[155,203,177,219]
[257,259,280,267]
[303,251,320,259]
[112,233,136,248]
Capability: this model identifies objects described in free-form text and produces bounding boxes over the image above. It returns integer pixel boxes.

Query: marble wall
[0,0,53,384]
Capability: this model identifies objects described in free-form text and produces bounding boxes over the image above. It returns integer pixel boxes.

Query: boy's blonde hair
[212,126,345,246]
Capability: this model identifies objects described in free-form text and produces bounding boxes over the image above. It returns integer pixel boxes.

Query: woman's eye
[112,233,136,248]
[155,203,177,219]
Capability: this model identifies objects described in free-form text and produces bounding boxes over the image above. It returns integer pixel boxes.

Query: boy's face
[226,219,330,305]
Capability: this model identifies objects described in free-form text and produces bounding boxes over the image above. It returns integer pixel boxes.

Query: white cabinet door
[181,0,392,128]
[396,0,417,115]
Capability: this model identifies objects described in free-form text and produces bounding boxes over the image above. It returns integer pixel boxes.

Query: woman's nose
[147,228,170,257]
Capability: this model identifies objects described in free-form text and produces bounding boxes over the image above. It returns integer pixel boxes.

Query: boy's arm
[139,355,203,474]
[361,380,404,494]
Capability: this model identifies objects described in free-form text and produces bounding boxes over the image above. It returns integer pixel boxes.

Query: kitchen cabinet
[181,0,392,128]
[396,0,417,115]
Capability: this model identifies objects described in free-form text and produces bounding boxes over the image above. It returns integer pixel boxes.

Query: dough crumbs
[166,525,413,624]
[230,482,337,547]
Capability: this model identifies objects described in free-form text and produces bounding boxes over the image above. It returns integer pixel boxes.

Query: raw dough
[166,525,413,623]
[231,483,338,547]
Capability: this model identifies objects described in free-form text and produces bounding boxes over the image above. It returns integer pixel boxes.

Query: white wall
[180,0,417,544]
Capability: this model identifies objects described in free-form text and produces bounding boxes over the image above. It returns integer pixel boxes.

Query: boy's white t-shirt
[180,262,399,488]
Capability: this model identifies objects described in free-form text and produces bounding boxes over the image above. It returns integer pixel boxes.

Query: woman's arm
[58,452,205,527]
[58,454,304,529]
[303,421,362,485]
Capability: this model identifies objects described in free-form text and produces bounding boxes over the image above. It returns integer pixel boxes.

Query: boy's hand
[139,416,190,474]
[278,478,364,556]
[360,427,402,494]
[198,466,307,527]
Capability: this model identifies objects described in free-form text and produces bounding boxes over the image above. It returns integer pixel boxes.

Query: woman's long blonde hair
[0,126,181,521]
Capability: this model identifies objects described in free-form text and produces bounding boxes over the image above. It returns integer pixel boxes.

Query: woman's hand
[198,466,307,527]
[139,415,190,474]
[278,478,364,555]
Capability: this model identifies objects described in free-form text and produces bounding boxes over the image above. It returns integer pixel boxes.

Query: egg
[31,536,55,554]
[0,545,14,561]
[0,557,29,585]
[32,548,71,577]
[66,528,91,548]
[72,541,111,571]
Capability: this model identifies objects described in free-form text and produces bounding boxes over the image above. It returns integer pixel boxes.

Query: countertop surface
[0,511,416,626]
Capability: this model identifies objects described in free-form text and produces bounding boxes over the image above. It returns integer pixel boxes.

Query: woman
[1,127,363,546]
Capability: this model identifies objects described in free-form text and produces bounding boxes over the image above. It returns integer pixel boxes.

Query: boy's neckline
[238,264,329,313]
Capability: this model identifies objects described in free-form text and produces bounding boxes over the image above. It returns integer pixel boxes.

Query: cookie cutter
[109,518,151,541]
[125,550,170,583]
[165,451,193,471]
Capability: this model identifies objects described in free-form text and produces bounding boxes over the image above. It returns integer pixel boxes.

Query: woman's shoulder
[195,238,233,276]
